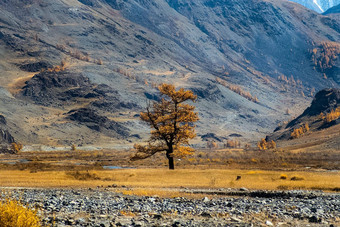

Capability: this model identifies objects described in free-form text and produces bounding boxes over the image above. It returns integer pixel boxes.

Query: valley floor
[0,148,339,226]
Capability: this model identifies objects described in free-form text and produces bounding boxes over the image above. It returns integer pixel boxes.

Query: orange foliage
[325,107,340,123]
[207,141,218,149]
[224,140,240,148]
[10,142,23,153]
[319,112,325,120]
[131,84,199,169]
[43,60,67,73]
[257,139,276,150]
[291,123,309,139]
[311,41,340,73]
[114,68,136,80]
[215,78,258,103]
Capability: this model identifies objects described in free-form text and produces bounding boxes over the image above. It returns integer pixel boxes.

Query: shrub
[280,174,288,180]
[251,158,258,163]
[257,139,276,150]
[0,199,41,227]
[71,144,76,151]
[207,141,218,149]
[291,123,309,139]
[310,41,340,73]
[224,140,240,148]
[10,142,23,153]
[290,176,305,181]
[66,171,100,181]
[257,138,267,150]
[325,107,340,123]
[215,78,259,103]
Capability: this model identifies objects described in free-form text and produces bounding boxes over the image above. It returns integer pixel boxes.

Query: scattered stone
[202,197,210,202]
[0,188,338,226]
[265,220,274,226]
[231,216,242,223]
[201,212,212,218]
[309,215,322,223]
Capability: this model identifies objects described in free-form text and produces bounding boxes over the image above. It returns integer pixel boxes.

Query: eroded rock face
[67,108,129,138]
[21,71,95,106]
[0,115,16,153]
[304,88,340,116]
[267,88,340,141]
[0,129,15,144]
[19,61,52,72]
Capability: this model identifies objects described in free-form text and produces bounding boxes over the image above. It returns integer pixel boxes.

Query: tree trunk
[168,156,174,170]
[166,147,175,170]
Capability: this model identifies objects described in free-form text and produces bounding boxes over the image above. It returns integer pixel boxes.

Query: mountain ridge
[0,0,339,149]
[289,0,340,13]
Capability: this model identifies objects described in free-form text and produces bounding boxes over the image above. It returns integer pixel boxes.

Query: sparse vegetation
[216,77,259,103]
[71,144,77,151]
[66,171,101,181]
[0,199,41,227]
[55,43,104,65]
[257,138,276,150]
[280,174,288,180]
[325,107,340,123]
[41,60,67,73]
[224,140,241,148]
[310,41,340,74]
[207,140,218,149]
[290,123,309,139]
[95,58,103,65]
[290,176,305,181]
[113,68,136,80]
[10,142,23,153]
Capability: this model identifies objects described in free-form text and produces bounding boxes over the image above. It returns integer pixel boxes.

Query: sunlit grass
[0,199,41,227]
[0,169,339,193]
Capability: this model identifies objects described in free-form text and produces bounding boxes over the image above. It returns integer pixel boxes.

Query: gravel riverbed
[1,187,339,226]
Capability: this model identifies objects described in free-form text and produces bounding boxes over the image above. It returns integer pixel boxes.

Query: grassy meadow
[0,148,339,197]
[0,168,339,196]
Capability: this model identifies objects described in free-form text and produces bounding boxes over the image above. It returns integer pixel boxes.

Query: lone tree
[131,83,199,169]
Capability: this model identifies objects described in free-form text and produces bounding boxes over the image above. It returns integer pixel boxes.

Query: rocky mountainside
[289,0,340,13]
[267,88,340,142]
[0,0,339,149]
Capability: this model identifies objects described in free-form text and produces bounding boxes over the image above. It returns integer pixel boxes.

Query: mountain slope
[266,88,340,152]
[324,4,340,14]
[289,0,340,13]
[0,0,339,149]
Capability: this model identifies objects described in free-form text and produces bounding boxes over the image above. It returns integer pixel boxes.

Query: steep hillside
[289,0,340,13]
[0,0,339,149]
[324,4,340,14]
[267,88,340,151]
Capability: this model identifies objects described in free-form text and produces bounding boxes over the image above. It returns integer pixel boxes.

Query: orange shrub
[257,139,276,150]
[291,123,309,139]
[0,199,41,227]
[325,107,340,123]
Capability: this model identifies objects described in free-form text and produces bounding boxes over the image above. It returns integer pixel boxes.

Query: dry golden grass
[7,73,35,95]
[0,169,339,193]
[0,199,41,227]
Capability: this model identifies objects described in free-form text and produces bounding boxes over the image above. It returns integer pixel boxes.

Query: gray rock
[202,197,210,202]
[265,220,274,226]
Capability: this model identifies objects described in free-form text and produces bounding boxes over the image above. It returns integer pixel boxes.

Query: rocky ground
[1,187,339,226]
